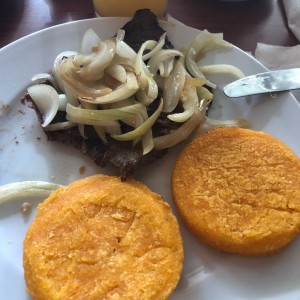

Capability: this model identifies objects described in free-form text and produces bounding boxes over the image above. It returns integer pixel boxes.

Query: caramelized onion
[162,58,186,113]
[154,99,206,150]
[52,51,77,92]
[112,99,163,142]
[60,58,112,98]
[168,83,199,122]
[142,33,166,61]
[148,49,183,76]
[78,71,138,104]
[185,30,231,88]
[106,64,127,83]
[78,39,116,81]
[66,101,144,125]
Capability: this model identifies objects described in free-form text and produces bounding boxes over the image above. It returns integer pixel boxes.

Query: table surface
[0,0,298,53]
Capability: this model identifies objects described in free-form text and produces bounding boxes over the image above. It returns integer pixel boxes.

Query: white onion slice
[72,52,96,68]
[66,102,144,122]
[185,30,231,88]
[158,57,174,77]
[199,64,245,79]
[116,41,137,61]
[134,40,159,105]
[44,121,77,131]
[141,129,154,155]
[154,99,206,150]
[162,58,186,113]
[78,123,87,139]
[31,72,52,82]
[93,126,108,144]
[148,49,183,76]
[146,77,159,105]
[134,82,157,106]
[52,51,77,92]
[60,58,112,98]
[63,82,80,107]
[78,72,138,104]
[139,107,154,155]
[27,84,60,127]
[111,55,135,71]
[112,99,163,142]
[142,33,166,61]
[115,32,137,61]
[116,29,125,42]
[103,124,122,135]
[81,28,101,54]
[79,39,116,81]
[58,94,68,111]
[106,64,127,83]
[197,117,251,133]
[168,84,198,122]
[135,40,157,89]
[0,181,63,204]
[115,30,137,62]
[66,101,145,131]
[31,73,59,90]
[196,86,213,104]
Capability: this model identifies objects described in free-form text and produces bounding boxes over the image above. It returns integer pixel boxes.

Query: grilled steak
[22,9,182,180]
[122,9,173,52]
[23,9,214,179]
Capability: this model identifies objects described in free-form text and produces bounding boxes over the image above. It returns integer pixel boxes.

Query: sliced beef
[122,9,173,52]
[46,127,167,180]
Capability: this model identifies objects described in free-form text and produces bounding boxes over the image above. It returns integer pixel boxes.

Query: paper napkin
[254,0,300,101]
[283,0,300,42]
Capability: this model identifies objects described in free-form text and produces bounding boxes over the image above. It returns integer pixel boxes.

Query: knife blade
[223,68,300,98]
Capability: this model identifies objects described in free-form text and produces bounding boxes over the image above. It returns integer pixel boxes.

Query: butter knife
[223,68,300,97]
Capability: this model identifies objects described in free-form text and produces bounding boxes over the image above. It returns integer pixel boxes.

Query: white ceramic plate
[1,17,300,300]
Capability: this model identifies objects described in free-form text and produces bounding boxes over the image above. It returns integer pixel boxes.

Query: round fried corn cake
[172,127,300,256]
[23,175,183,300]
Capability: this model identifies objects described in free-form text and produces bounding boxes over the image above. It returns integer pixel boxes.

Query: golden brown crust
[172,127,300,256]
[23,175,183,300]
